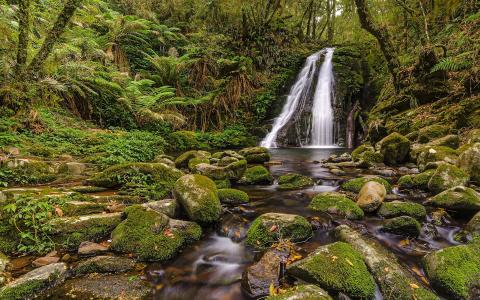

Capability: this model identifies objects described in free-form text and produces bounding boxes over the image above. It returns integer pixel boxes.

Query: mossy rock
[287,242,376,299]
[214,178,231,189]
[427,135,460,149]
[376,132,411,165]
[398,169,436,190]
[457,143,480,183]
[0,223,19,254]
[239,147,271,163]
[418,125,450,143]
[426,186,480,212]
[218,188,249,204]
[239,166,273,185]
[194,159,247,180]
[188,157,210,171]
[416,146,459,169]
[173,174,222,223]
[170,131,202,151]
[74,256,135,275]
[381,216,421,237]
[174,150,211,168]
[378,201,427,220]
[0,160,56,186]
[278,173,314,190]
[70,186,108,194]
[246,213,312,249]
[423,242,480,299]
[427,163,469,194]
[309,192,364,220]
[351,144,374,161]
[111,205,201,261]
[266,284,332,300]
[456,211,480,242]
[341,176,392,193]
[62,201,108,216]
[352,144,383,165]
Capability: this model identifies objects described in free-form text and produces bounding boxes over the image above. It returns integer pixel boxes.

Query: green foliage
[431,56,472,73]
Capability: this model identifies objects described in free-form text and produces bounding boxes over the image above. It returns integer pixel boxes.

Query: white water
[260,48,336,148]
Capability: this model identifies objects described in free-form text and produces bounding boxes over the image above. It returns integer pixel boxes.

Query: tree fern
[431,57,472,73]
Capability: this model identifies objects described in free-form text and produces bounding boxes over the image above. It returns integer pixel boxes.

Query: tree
[14,0,30,77]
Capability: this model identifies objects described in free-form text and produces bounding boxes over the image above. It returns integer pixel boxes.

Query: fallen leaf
[269,283,277,295]
[331,255,338,262]
[345,258,354,266]
[55,206,63,217]
[410,283,419,289]
[269,225,278,232]
[384,267,389,273]
[164,229,175,238]
[399,239,410,247]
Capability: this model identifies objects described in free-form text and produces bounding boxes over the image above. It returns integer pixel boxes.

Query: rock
[174,174,222,223]
[0,263,68,299]
[328,153,352,163]
[141,199,178,218]
[175,150,211,168]
[330,168,346,176]
[214,178,231,189]
[217,156,240,167]
[381,216,421,237]
[194,159,247,180]
[265,285,332,300]
[377,201,427,220]
[212,150,244,160]
[457,211,480,241]
[59,162,86,175]
[188,157,210,171]
[423,243,480,299]
[351,144,384,165]
[78,241,109,256]
[218,188,249,204]
[239,147,271,163]
[427,163,469,193]
[287,242,376,299]
[335,225,438,300]
[278,173,314,190]
[457,143,480,183]
[239,166,273,185]
[71,186,108,194]
[74,256,135,275]
[32,256,60,267]
[427,134,460,148]
[0,253,8,286]
[426,186,480,212]
[246,213,312,249]
[373,168,396,177]
[376,132,411,165]
[309,192,364,220]
[62,201,108,216]
[341,176,392,193]
[356,181,387,212]
[415,146,459,170]
[111,205,201,261]
[418,124,450,143]
[397,169,435,190]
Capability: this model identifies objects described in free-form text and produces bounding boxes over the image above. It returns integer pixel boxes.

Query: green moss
[378,201,427,220]
[278,173,314,190]
[62,201,108,216]
[174,150,210,168]
[218,188,249,204]
[381,216,421,237]
[239,166,273,185]
[266,284,332,300]
[351,144,373,161]
[214,178,231,189]
[0,223,18,254]
[309,192,364,220]
[413,169,436,189]
[169,131,202,151]
[246,213,312,249]
[188,157,210,170]
[111,205,201,261]
[427,163,469,193]
[376,132,411,165]
[287,242,376,299]
[418,125,450,143]
[0,161,56,187]
[341,176,392,193]
[0,279,46,300]
[416,146,459,167]
[427,186,480,212]
[397,175,415,189]
[238,147,270,163]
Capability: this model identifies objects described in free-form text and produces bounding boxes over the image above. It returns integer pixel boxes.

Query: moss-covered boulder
[62,201,109,216]
[309,192,364,220]
[427,163,469,193]
[214,178,231,189]
[74,256,135,275]
[381,216,421,237]
[0,159,56,186]
[239,147,271,163]
[174,150,211,168]
[246,213,312,249]
[356,181,387,212]
[287,242,376,299]
[111,205,201,261]
[457,211,480,241]
[398,169,435,190]
[174,174,221,223]
[188,157,210,171]
[239,166,273,185]
[218,188,249,204]
[426,186,480,212]
[351,144,383,165]
[212,150,244,160]
[376,132,411,165]
[416,146,459,170]
[351,144,374,161]
[141,199,178,218]
[418,124,450,143]
[266,284,332,300]
[194,159,247,180]
[423,243,480,299]
[278,173,314,190]
[378,201,427,220]
[457,143,480,183]
[427,135,460,149]
[341,176,392,193]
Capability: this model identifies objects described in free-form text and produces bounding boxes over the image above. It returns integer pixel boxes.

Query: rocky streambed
[0,133,480,300]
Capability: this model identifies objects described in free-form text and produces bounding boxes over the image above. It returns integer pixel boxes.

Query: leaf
[410,283,419,289]
[331,255,338,262]
[269,225,277,232]
[54,206,63,217]
[164,229,175,238]
[345,258,354,267]
[269,283,278,295]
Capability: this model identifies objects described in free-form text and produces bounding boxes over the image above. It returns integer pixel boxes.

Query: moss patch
[309,192,364,220]
[378,201,427,220]
[418,125,450,143]
[381,216,421,237]
[427,186,480,212]
[376,132,411,165]
[239,147,271,163]
[341,176,392,193]
[266,284,332,300]
[239,166,273,185]
[278,173,314,190]
[427,163,469,193]
[218,188,249,204]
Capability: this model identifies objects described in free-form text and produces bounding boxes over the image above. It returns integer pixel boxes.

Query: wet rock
[456,211,480,241]
[74,256,135,275]
[423,243,480,299]
[239,147,271,163]
[278,173,314,190]
[351,145,384,166]
[218,188,249,204]
[335,225,438,300]
[309,192,364,220]
[70,186,108,194]
[341,176,392,193]
[330,168,346,176]
[287,242,376,299]
[377,201,427,220]
[381,216,421,237]
[397,169,435,190]
[426,186,480,212]
[239,166,273,185]
[142,199,178,218]
[373,168,396,177]
[0,263,68,299]
[246,213,312,249]
[194,159,247,180]
[415,146,459,170]
[0,253,8,286]
[174,150,211,168]
[376,132,411,165]
[32,255,60,267]
[427,134,460,149]
[417,124,450,143]
[265,284,332,300]
[457,143,480,183]
[62,201,108,216]
[111,205,201,261]
[212,150,244,160]
[78,241,109,256]
[328,153,352,163]
[59,162,86,175]
[427,163,469,193]
[356,181,387,212]
[174,174,222,223]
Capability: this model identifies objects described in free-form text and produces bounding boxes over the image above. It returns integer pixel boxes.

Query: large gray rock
[427,163,469,193]
[141,199,178,218]
[457,143,480,183]
[194,160,247,180]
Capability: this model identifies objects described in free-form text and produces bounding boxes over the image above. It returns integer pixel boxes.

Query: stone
[356,181,387,212]
[194,159,247,180]
[59,162,86,175]
[330,168,346,176]
[376,132,411,165]
[62,201,108,216]
[415,146,459,170]
[239,166,273,185]
[218,188,249,205]
[427,134,460,148]
[239,147,271,163]
[174,174,222,223]
[457,143,480,183]
[265,285,332,300]
[427,163,469,193]
[278,173,314,190]
[175,150,211,168]
[397,169,435,190]
[70,186,108,194]
[377,201,427,220]
[32,256,60,267]
[246,213,312,249]
[78,241,109,256]
[381,216,421,237]
[287,242,376,299]
[426,186,480,212]
[188,157,210,171]
[74,256,135,275]
[309,192,364,220]
[141,199,178,218]
[341,176,392,193]
[456,211,480,241]
[418,124,450,143]
[0,253,8,286]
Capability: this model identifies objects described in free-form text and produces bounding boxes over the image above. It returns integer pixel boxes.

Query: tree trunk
[328,0,335,43]
[26,0,83,77]
[15,0,31,78]
[354,0,400,88]
[326,0,331,42]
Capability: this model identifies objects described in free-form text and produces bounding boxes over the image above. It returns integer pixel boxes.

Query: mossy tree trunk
[14,0,31,78]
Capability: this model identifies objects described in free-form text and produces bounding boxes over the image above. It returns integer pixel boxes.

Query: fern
[431,57,472,73]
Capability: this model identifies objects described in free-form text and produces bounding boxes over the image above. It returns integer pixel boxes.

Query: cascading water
[260,48,336,148]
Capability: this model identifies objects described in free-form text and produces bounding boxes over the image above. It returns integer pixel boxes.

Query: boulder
[62,201,108,216]
[351,144,384,165]
[218,188,249,205]
[78,241,109,256]
[265,285,332,300]
[214,178,231,189]
[427,163,469,193]
[32,255,60,267]
[74,256,135,275]
[188,157,210,171]
[174,150,211,168]
[418,124,450,143]
[381,216,421,237]
[309,192,364,220]
[239,166,273,185]
[376,132,411,165]
[194,159,247,180]
[427,135,460,149]
[356,181,387,212]
[415,146,459,170]
[173,174,222,223]
[239,147,271,163]
[70,186,108,194]
[141,199,178,218]
[59,162,86,175]
[377,201,427,220]
[111,205,201,261]
[457,143,480,183]
[457,211,480,241]
[341,176,392,193]
[397,169,435,190]
[212,150,244,160]
[287,242,376,299]
[426,186,480,212]
[278,173,314,190]
[246,213,312,249]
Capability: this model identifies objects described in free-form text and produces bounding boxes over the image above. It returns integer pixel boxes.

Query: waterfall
[260,48,336,148]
